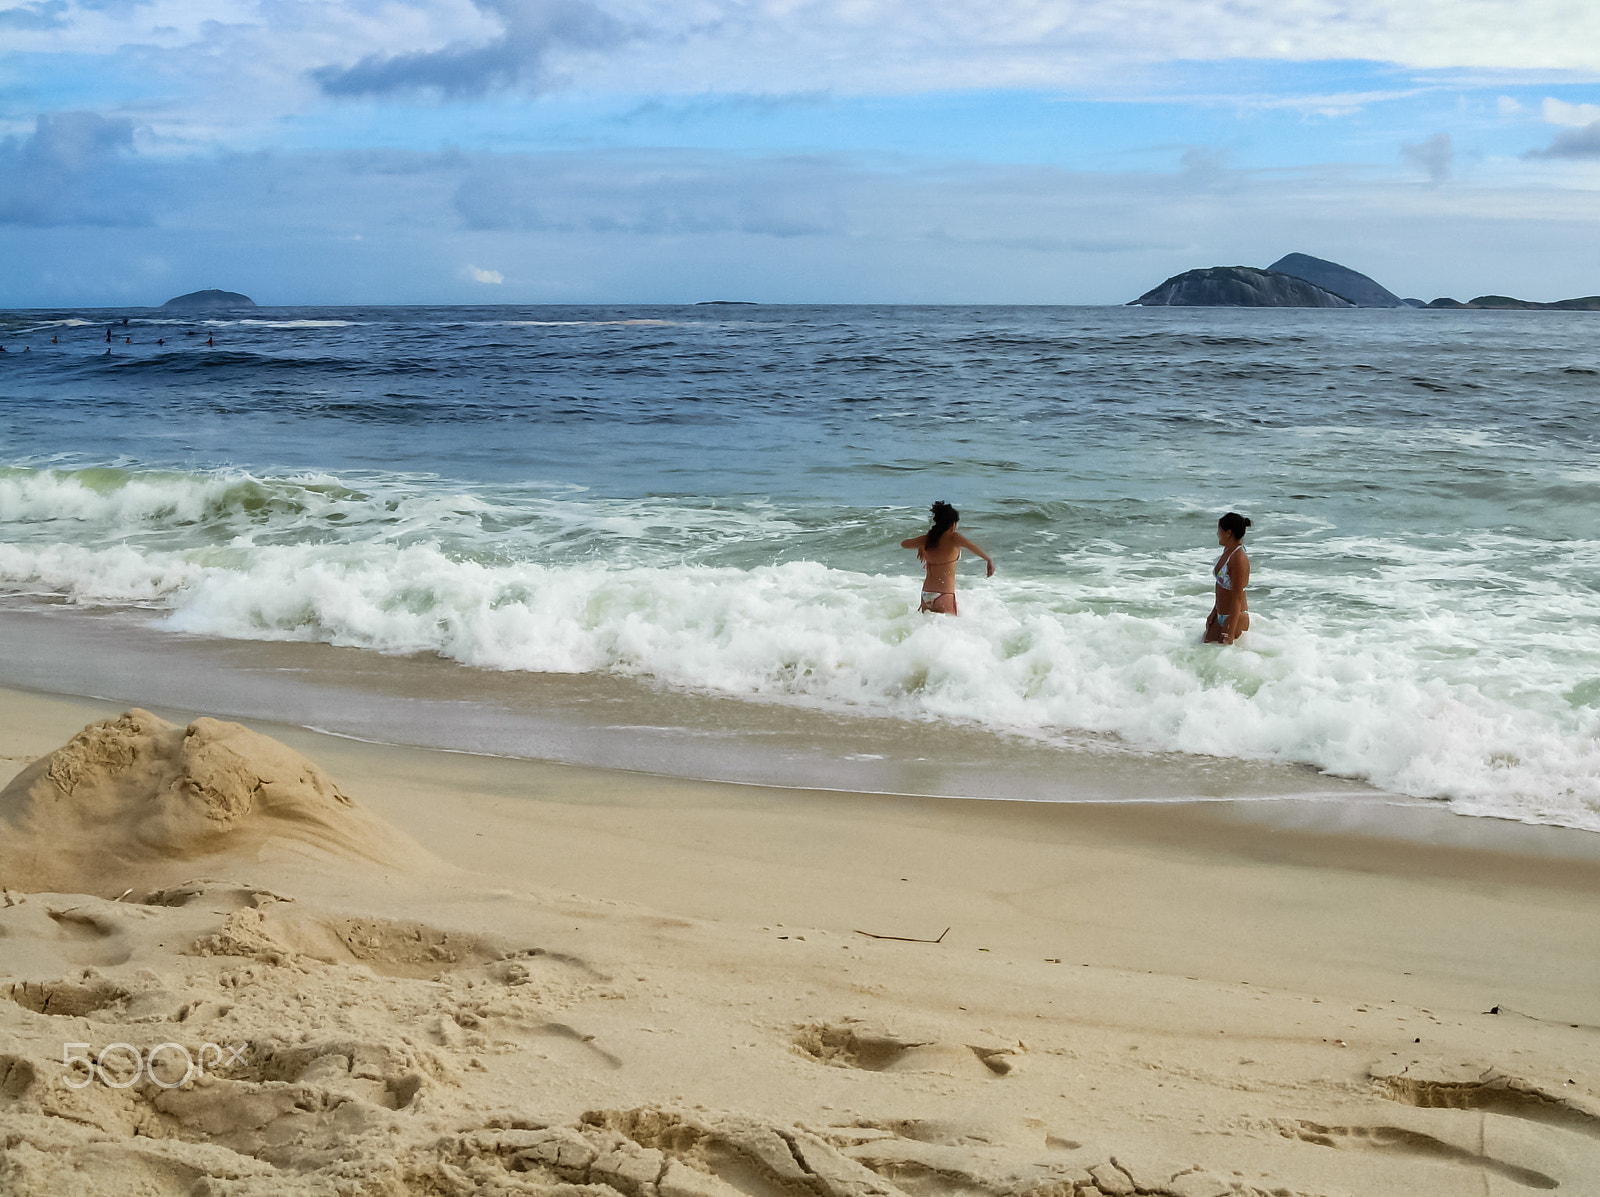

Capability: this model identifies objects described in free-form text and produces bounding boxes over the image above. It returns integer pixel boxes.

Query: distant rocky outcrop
[1130,266,1354,308]
[1426,294,1600,311]
[1131,254,1599,311]
[1266,253,1404,307]
[161,289,255,311]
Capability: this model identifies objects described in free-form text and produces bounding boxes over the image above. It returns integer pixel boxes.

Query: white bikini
[1214,545,1242,625]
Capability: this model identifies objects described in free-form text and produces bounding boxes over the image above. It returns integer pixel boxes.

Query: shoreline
[3,615,1599,862]
[0,604,1564,830]
[5,680,1600,933]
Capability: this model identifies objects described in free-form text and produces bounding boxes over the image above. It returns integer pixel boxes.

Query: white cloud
[465,263,505,283]
[1119,87,1424,118]
[1541,97,1600,127]
[574,0,1600,92]
[8,0,1600,144]
[1497,95,1525,117]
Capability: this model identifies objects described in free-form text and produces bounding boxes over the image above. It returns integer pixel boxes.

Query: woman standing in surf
[1204,512,1251,644]
[901,501,994,615]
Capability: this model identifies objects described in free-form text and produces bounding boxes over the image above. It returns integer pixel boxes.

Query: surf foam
[1,466,1597,830]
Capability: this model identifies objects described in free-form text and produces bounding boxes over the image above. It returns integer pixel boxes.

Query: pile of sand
[0,709,430,894]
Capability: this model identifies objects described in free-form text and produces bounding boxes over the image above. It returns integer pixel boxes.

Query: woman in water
[901,501,994,615]
[1204,512,1251,644]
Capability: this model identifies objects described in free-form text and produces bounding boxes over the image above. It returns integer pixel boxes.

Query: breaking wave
[2,465,1597,830]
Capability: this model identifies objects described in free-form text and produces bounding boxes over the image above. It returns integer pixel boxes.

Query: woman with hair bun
[1204,512,1251,645]
[900,501,994,616]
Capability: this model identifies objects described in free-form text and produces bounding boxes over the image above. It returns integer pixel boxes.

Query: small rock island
[161,289,255,312]
[1425,294,1600,310]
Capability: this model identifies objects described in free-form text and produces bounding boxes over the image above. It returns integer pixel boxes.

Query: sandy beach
[2,683,1599,1197]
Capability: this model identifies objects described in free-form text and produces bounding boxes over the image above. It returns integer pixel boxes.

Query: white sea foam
[191,319,366,329]
[490,320,677,327]
[0,541,203,604]
[16,318,98,331]
[234,319,362,329]
[2,466,1597,829]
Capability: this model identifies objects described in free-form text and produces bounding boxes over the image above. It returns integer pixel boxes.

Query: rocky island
[160,288,255,311]
[1132,253,1598,311]
[1130,266,1353,307]
[1266,253,1404,307]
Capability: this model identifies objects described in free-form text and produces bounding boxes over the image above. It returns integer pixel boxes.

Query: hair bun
[927,500,960,546]
[1217,511,1251,539]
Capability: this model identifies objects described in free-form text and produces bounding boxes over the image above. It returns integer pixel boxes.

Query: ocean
[1,304,1597,830]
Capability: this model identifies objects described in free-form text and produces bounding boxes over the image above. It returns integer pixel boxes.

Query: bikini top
[1214,545,1242,591]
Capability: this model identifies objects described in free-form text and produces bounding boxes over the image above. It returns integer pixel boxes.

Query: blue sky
[2,0,1599,305]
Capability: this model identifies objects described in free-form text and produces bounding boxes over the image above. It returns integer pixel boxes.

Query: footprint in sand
[1371,1064,1600,1141]
[3,976,130,1018]
[1279,1119,1559,1190]
[193,901,592,982]
[0,896,142,967]
[792,1020,1022,1078]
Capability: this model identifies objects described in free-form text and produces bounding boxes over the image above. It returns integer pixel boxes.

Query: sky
[2,0,1599,305]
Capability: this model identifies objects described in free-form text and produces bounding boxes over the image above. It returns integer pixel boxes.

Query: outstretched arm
[953,532,995,577]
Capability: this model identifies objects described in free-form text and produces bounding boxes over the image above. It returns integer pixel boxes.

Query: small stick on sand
[853,926,950,944]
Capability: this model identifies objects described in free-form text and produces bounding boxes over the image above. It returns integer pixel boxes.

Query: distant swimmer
[1204,512,1252,645]
[124,337,132,344]
[105,328,112,342]
[901,500,994,615]
[206,334,214,346]
[156,338,164,345]
[51,335,58,344]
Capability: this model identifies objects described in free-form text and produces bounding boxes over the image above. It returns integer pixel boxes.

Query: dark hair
[926,501,959,549]
[1218,512,1252,540]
